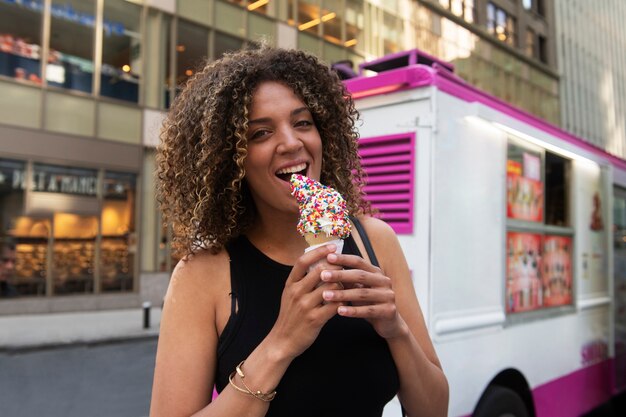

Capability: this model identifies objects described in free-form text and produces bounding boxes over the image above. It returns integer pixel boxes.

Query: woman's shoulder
[165,248,230,306]
[354,215,396,241]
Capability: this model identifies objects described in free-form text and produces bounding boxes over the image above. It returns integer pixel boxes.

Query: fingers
[320,268,391,289]
[289,243,338,284]
[336,303,398,320]
[325,252,381,273]
[322,286,394,304]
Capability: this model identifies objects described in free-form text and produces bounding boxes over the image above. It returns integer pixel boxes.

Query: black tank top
[216,235,400,416]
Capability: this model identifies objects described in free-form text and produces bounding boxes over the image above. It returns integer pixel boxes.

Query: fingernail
[327,253,337,262]
[323,290,334,300]
[327,244,337,252]
[321,271,331,281]
[338,306,348,315]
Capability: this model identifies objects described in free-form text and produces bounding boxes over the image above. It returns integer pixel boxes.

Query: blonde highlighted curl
[156,46,371,257]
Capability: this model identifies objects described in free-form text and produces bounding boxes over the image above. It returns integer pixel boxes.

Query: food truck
[344,49,626,417]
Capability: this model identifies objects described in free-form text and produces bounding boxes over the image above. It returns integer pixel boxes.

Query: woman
[151,46,448,417]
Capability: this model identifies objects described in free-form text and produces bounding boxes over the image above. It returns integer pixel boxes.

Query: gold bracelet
[228,361,277,402]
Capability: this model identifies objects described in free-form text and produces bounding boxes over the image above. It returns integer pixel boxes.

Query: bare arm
[321,217,449,417]
[150,244,343,417]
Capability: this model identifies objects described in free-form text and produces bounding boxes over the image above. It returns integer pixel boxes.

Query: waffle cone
[304,233,337,247]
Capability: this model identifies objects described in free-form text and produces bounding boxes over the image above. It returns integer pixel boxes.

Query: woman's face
[243,81,323,216]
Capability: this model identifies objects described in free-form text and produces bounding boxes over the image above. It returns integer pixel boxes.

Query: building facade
[0,0,558,314]
[554,0,626,158]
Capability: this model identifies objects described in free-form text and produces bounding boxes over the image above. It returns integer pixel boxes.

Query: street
[0,338,157,417]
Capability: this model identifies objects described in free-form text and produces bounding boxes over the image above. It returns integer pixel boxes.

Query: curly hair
[156,46,371,257]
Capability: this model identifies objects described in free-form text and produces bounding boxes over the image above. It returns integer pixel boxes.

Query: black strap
[351,217,379,267]
[351,217,407,417]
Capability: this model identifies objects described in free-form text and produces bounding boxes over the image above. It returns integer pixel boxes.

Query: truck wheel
[473,385,529,417]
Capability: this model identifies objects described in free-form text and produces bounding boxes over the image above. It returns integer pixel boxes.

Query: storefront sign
[0,167,97,196]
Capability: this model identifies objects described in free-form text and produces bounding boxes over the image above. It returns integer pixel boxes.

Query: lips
[275,162,308,182]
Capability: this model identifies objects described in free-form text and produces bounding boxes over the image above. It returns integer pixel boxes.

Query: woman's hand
[319,253,407,340]
[266,243,343,361]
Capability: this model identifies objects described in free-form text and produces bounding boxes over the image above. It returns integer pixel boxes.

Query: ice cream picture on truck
[342,49,626,417]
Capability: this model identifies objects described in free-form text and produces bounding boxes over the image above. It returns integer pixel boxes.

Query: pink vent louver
[358,133,415,234]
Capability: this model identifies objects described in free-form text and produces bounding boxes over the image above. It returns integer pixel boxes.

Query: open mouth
[275,163,308,182]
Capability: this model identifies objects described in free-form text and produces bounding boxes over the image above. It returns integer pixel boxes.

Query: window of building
[505,138,573,314]
[101,0,142,103]
[297,0,322,35]
[538,34,547,64]
[487,2,516,46]
[0,159,138,299]
[0,159,45,298]
[214,31,244,60]
[536,0,545,16]
[523,0,532,10]
[101,171,136,292]
[0,0,42,84]
[176,20,209,88]
[48,0,96,94]
[383,12,401,55]
[345,0,364,50]
[322,0,342,45]
[525,28,536,58]
[439,0,474,23]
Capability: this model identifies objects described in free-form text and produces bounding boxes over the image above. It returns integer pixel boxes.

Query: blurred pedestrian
[150,46,448,417]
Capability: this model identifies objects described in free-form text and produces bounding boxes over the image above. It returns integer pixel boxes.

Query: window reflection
[101,171,136,293]
[176,20,209,87]
[298,0,321,35]
[0,1,42,84]
[383,12,401,55]
[101,0,142,103]
[53,213,97,295]
[487,2,515,46]
[345,0,364,50]
[322,1,341,45]
[214,31,244,60]
[48,0,95,93]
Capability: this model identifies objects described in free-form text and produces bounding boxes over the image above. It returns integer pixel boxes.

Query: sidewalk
[0,307,161,352]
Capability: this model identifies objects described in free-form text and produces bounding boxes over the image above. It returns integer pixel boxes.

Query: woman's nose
[277,129,303,154]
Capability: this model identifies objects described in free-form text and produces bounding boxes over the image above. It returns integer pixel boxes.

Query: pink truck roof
[345,50,626,170]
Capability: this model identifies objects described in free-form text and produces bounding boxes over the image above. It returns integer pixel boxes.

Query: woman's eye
[295,120,312,128]
[250,129,270,140]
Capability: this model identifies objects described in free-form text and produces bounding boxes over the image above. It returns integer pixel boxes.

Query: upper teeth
[276,163,307,175]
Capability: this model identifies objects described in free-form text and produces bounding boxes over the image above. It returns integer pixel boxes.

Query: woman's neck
[246,212,308,265]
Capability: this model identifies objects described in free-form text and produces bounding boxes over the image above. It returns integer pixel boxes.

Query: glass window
[523,0,532,10]
[101,171,136,293]
[176,20,209,88]
[383,12,401,55]
[49,0,95,94]
[214,31,244,60]
[506,138,573,314]
[538,35,547,64]
[487,2,515,46]
[101,0,142,103]
[0,0,42,84]
[1,159,47,299]
[53,212,97,295]
[322,0,341,45]
[345,0,364,50]
[440,0,474,23]
[525,28,536,58]
[298,0,321,36]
